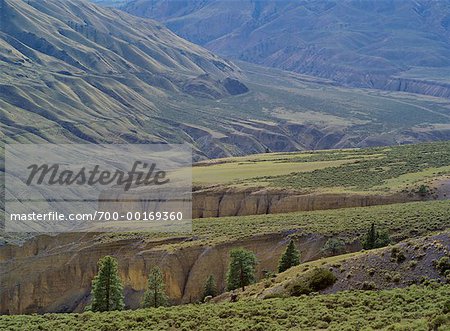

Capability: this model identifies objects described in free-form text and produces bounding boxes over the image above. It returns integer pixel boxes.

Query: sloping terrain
[1,200,449,314]
[1,284,450,330]
[191,141,450,217]
[229,231,450,301]
[120,0,450,98]
[2,0,450,160]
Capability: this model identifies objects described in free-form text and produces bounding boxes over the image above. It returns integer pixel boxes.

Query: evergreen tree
[363,223,390,249]
[90,256,124,312]
[203,275,217,299]
[142,267,168,308]
[278,240,301,272]
[226,248,257,291]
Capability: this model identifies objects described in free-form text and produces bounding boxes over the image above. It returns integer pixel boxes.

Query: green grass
[193,141,450,194]
[99,200,450,249]
[1,285,449,330]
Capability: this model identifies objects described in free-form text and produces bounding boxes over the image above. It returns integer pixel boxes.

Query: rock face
[0,232,334,314]
[192,188,422,218]
[97,185,424,219]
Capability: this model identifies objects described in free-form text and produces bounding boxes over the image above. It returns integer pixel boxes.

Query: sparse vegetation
[2,285,449,330]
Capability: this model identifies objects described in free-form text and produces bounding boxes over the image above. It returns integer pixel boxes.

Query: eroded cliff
[0,232,337,314]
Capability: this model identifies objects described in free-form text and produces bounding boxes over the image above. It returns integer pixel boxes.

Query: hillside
[120,0,450,98]
[2,0,450,160]
[1,200,449,314]
[225,231,450,301]
[1,284,450,330]
[191,141,450,217]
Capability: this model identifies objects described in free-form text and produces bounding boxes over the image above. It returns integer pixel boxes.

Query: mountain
[1,0,450,162]
[0,0,248,157]
[119,0,450,98]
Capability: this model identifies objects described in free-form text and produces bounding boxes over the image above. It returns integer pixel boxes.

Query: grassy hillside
[99,200,450,248]
[1,284,449,330]
[194,141,450,195]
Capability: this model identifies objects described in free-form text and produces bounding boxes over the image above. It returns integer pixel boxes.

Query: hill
[191,141,450,217]
[2,0,450,160]
[120,0,450,98]
[1,284,449,330]
[1,200,449,313]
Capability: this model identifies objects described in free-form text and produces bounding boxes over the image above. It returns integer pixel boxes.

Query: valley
[2,0,450,160]
[1,1,450,330]
[118,0,450,99]
[1,140,450,318]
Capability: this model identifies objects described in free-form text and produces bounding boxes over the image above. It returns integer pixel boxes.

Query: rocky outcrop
[0,232,335,314]
[192,187,423,218]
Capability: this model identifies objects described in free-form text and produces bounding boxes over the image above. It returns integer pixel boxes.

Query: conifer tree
[226,248,257,291]
[363,223,390,249]
[203,275,217,299]
[142,266,168,308]
[90,256,124,312]
[278,240,300,272]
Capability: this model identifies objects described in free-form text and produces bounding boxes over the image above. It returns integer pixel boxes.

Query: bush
[391,247,406,263]
[361,281,377,290]
[321,238,346,256]
[435,256,450,275]
[289,268,337,296]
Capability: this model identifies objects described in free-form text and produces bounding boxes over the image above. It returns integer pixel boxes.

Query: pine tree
[278,240,300,272]
[226,248,257,291]
[90,256,124,312]
[142,267,168,308]
[363,223,390,249]
[203,275,217,300]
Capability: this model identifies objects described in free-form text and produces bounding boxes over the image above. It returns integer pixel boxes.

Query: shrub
[435,256,450,275]
[417,184,430,196]
[289,268,337,296]
[408,260,418,269]
[391,247,406,263]
[361,281,377,290]
[321,238,346,256]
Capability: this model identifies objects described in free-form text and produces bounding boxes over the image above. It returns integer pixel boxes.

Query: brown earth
[192,188,423,218]
[215,231,450,302]
[0,231,341,314]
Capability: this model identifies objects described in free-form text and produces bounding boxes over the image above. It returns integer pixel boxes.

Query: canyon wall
[192,188,421,218]
[0,232,340,314]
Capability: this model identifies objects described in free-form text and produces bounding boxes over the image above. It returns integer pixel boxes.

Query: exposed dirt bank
[192,187,425,218]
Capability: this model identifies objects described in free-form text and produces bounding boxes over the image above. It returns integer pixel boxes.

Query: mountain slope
[2,0,450,160]
[120,0,450,97]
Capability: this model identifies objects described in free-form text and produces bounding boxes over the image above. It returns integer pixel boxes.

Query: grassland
[193,141,450,194]
[100,200,450,249]
[1,285,449,330]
